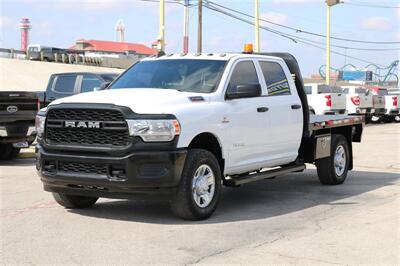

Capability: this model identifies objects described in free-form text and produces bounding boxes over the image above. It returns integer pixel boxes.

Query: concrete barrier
[0,58,122,92]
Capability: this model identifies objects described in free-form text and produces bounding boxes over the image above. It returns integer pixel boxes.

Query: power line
[204,3,399,52]
[202,2,386,66]
[205,0,400,45]
[343,0,400,9]
[134,0,197,7]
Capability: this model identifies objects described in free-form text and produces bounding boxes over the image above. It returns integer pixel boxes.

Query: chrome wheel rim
[371,116,380,122]
[192,164,215,208]
[334,145,346,176]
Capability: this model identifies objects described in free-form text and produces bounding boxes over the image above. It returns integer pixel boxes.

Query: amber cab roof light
[243,43,253,54]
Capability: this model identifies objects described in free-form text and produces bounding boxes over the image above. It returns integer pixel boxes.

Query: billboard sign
[339,71,373,81]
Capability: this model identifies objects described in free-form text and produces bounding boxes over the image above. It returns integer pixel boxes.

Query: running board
[224,164,306,186]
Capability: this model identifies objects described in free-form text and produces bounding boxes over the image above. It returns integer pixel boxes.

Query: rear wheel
[170,149,221,220]
[383,115,395,123]
[316,134,350,185]
[52,193,98,209]
[371,115,382,123]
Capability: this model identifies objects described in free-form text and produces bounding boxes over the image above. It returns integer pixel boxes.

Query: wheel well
[188,133,224,175]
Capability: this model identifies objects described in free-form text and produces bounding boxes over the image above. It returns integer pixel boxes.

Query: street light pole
[159,0,165,52]
[255,0,260,53]
[197,0,203,53]
[326,4,331,85]
[325,0,340,85]
[183,0,189,53]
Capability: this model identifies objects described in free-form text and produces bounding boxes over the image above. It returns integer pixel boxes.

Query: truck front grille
[45,108,131,148]
[58,161,108,175]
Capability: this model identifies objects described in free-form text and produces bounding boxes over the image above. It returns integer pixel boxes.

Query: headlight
[35,115,46,137]
[126,119,181,142]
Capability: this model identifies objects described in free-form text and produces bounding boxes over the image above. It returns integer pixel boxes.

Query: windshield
[378,89,388,95]
[110,59,226,93]
[101,74,118,82]
[28,47,39,52]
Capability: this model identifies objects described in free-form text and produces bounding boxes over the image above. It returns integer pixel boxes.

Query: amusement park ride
[319,60,399,85]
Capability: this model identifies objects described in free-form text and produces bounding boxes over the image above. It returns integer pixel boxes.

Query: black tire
[316,134,350,185]
[0,144,18,160]
[52,193,98,209]
[371,115,382,123]
[383,115,395,123]
[170,149,222,220]
[10,148,21,158]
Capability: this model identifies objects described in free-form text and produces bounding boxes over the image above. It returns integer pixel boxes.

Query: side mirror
[99,81,111,90]
[226,83,261,99]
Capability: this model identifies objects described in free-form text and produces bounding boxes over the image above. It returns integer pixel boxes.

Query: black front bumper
[37,145,187,199]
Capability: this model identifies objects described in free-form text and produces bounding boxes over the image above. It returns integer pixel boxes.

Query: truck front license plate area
[13,141,29,148]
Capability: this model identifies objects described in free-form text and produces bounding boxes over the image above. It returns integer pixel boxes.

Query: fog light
[43,161,56,173]
[109,168,126,181]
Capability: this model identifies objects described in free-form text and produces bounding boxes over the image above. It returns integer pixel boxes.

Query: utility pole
[254,0,260,53]
[325,0,341,85]
[325,4,331,85]
[159,0,165,52]
[197,0,202,53]
[183,0,189,53]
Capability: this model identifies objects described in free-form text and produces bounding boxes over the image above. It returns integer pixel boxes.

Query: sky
[0,0,399,76]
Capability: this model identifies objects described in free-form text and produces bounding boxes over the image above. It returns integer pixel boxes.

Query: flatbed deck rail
[309,115,364,131]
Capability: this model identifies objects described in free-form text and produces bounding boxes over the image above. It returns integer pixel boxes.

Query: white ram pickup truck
[342,87,373,115]
[36,53,364,220]
[304,84,347,115]
[370,87,398,123]
[388,89,400,122]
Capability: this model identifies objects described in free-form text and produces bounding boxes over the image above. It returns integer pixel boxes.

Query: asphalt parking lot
[1,123,399,264]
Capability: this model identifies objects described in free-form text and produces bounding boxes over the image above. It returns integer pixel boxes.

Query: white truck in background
[369,87,398,123]
[304,84,347,115]
[388,89,400,122]
[342,87,373,116]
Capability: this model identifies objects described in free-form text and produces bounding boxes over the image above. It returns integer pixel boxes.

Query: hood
[49,88,209,114]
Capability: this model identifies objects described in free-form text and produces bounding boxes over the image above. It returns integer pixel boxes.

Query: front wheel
[170,149,222,220]
[0,144,20,160]
[316,134,350,185]
[52,193,98,209]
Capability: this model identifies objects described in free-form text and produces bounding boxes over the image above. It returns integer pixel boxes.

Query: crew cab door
[256,59,303,163]
[224,60,272,175]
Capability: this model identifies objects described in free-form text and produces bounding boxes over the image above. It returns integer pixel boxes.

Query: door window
[53,75,76,93]
[227,61,259,93]
[81,75,103,93]
[259,61,291,96]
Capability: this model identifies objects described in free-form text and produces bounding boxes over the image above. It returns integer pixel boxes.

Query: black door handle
[257,107,269,112]
[291,104,301,110]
